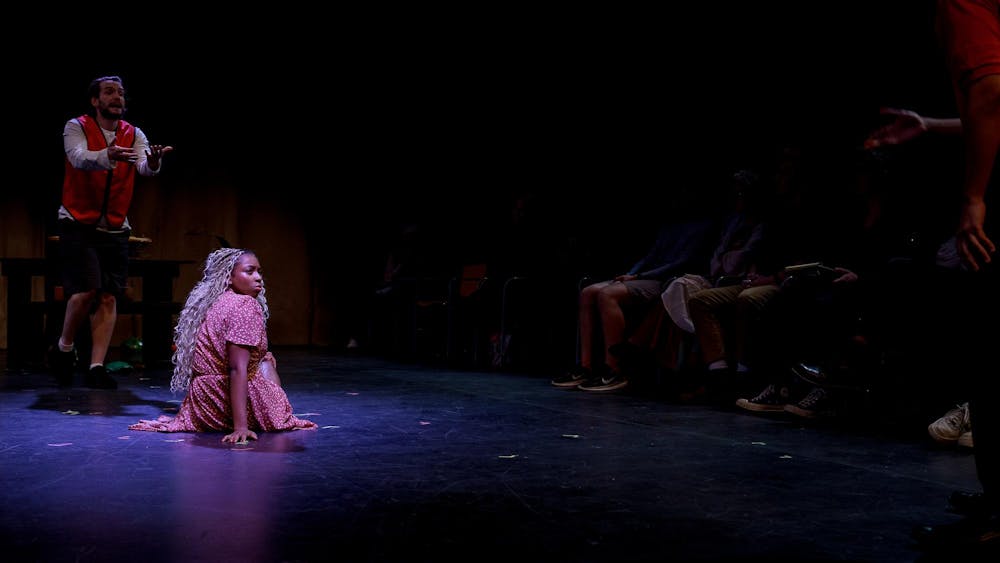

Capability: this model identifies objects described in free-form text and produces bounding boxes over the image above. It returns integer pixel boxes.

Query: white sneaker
[928,402,971,445]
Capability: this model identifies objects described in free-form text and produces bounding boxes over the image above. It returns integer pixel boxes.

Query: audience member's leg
[733,285,794,412]
[687,285,743,400]
[578,281,610,370]
[597,280,660,373]
[688,285,742,370]
[732,284,781,373]
[552,281,612,387]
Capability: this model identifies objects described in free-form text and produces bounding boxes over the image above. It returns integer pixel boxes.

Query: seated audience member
[681,162,786,402]
[551,211,718,392]
[608,170,768,383]
[735,148,889,417]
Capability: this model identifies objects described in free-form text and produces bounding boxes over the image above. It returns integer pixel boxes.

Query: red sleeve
[938,0,1000,89]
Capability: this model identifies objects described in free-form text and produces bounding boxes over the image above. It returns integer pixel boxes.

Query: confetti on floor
[47,443,73,447]
[346,392,359,396]
[321,425,340,429]
[117,436,131,440]
[498,454,518,459]
[163,439,185,443]
[419,421,431,425]
[561,434,580,439]
[752,441,766,445]
[779,455,793,459]
[62,410,80,415]
[294,412,321,417]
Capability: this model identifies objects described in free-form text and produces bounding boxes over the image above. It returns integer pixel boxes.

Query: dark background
[3,1,961,349]
[15,1,954,225]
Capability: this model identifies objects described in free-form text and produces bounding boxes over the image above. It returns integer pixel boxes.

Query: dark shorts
[58,220,130,298]
[622,279,665,302]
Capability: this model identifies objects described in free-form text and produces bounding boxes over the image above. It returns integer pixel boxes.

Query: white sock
[58,339,74,353]
[708,360,728,371]
[90,363,103,370]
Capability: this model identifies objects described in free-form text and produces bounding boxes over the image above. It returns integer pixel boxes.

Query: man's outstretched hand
[146,144,174,171]
[864,107,928,149]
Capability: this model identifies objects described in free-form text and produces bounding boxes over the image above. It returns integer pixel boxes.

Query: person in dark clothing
[734,148,889,417]
[551,217,718,392]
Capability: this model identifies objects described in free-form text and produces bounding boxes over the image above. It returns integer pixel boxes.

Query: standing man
[867,0,1000,551]
[49,75,173,389]
[921,0,1000,550]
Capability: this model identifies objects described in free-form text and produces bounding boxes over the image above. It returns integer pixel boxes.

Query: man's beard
[98,106,124,120]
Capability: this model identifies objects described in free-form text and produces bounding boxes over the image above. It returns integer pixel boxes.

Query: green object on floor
[122,336,143,366]
[106,361,132,373]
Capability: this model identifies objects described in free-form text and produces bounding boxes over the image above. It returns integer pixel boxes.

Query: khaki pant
[687,283,780,366]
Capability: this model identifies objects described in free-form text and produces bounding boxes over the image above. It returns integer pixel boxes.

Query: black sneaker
[578,370,628,392]
[552,365,590,388]
[84,365,117,390]
[784,387,834,418]
[47,344,77,387]
[735,384,789,412]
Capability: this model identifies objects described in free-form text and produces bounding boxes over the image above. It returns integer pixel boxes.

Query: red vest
[62,115,137,228]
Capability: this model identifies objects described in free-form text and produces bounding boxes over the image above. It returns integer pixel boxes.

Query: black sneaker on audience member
[735,384,789,412]
[579,370,628,392]
[84,365,117,390]
[784,387,834,418]
[551,365,591,388]
[47,344,77,387]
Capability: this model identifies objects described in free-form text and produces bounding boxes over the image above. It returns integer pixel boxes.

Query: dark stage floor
[0,349,985,562]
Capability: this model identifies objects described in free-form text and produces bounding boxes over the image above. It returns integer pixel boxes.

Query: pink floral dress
[130,290,317,433]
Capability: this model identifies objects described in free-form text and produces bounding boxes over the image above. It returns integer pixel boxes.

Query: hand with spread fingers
[863,107,928,148]
[223,428,258,444]
[145,143,174,171]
